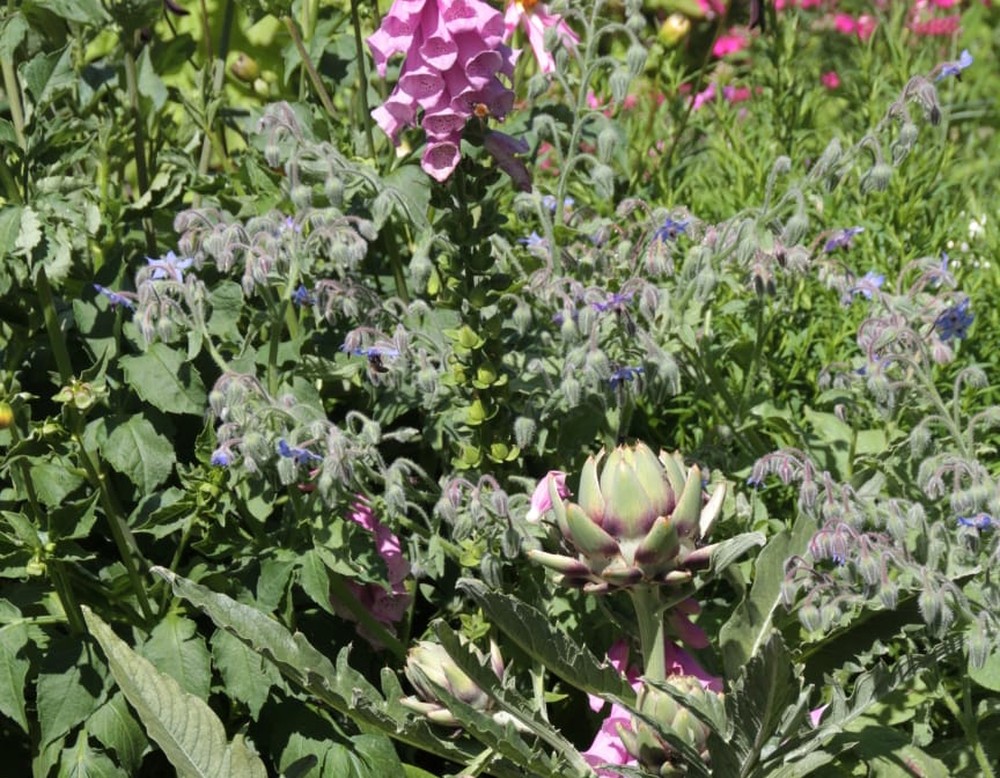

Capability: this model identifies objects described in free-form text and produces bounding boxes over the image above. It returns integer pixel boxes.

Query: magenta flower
[368,0,519,182]
[332,498,412,645]
[525,470,569,522]
[712,30,748,58]
[503,0,579,74]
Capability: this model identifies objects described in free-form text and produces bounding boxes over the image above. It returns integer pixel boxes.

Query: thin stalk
[36,269,155,623]
[348,0,376,157]
[197,0,235,180]
[1,54,27,149]
[283,16,337,120]
[122,36,156,254]
[938,676,995,778]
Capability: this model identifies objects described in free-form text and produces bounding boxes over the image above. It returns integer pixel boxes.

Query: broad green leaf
[140,613,212,699]
[0,619,31,731]
[28,459,86,508]
[137,46,167,110]
[23,0,110,25]
[0,13,29,63]
[969,646,1000,692]
[458,578,636,703]
[298,548,336,615]
[89,693,149,775]
[207,281,245,342]
[19,46,75,114]
[83,607,268,778]
[706,531,765,575]
[349,734,406,778]
[101,416,175,492]
[36,636,110,747]
[15,205,42,254]
[210,628,281,718]
[152,568,515,775]
[720,513,816,678]
[58,729,127,778]
[119,343,207,416]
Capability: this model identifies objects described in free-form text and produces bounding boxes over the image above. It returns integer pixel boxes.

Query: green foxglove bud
[528,442,727,593]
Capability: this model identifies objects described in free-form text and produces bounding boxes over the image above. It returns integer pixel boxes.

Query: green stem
[939,676,995,778]
[122,37,156,255]
[197,0,235,180]
[348,0,376,157]
[283,16,337,121]
[385,235,410,304]
[630,585,667,682]
[1,53,27,150]
[36,269,155,623]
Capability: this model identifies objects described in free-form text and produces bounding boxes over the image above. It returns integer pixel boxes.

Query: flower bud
[229,52,260,82]
[658,14,691,47]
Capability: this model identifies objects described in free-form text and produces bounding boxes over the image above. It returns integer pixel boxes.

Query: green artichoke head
[401,640,503,727]
[528,442,726,592]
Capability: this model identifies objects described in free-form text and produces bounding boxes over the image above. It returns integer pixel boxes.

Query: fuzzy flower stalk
[367,0,519,182]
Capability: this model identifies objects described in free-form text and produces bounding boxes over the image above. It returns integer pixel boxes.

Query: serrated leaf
[100,416,175,492]
[137,46,166,110]
[83,607,268,778]
[726,632,798,767]
[210,628,281,718]
[23,0,110,25]
[36,636,110,747]
[707,531,765,575]
[89,693,149,775]
[140,614,211,699]
[151,568,510,775]
[0,620,31,731]
[15,205,41,254]
[458,578,635,704]
[720,513,816,678]
[119,343,207,416]
[298,548,335,615]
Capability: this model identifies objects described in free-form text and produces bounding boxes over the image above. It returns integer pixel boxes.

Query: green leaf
[83,607,268,778]
[58,729,128,778]
[137,46,167,110]
[36,636,110,747]
[298,548,336,615]
[207,281,245,342]
[0,13,29,63]
[100,416,175,492]
[89,693,149,775]
[140,613,212,699]
[0,618,31,731]
[969,645,1000,692]
[458,578,636,704]
[706,531,766,575]
[210,628,281,718]
[16,205,42,254]
[19,46,75,114]
[720,513,816,678]
[725,632,798,767]
[152,568,508,775]
[23,0,110,25]
[119,343,207,416]
[349,734,407,778]
[29,459,87,508]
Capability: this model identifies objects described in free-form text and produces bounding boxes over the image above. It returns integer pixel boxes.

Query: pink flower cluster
[332,498,412,644]
[504,0,579,74]
[367,0,519,182]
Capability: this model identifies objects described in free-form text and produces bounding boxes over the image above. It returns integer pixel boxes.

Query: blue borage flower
[518,231,547,250]
[653,217,688,243]
[824,226,864,253]
[146,250,194,282]
[934,297,974,341]
[210,447,232,467]
[957,513,993,531]
[341,344,401,359]
[847,271,885,302]
[94,284,135,310]
[609,365,643,388]
[292,285,312,306]
[936,49,973,82]
[591,291,634,313]
[277,439,322,465]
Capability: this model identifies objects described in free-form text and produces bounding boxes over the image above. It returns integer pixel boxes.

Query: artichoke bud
[402,640,499,727]
[529,442,725,591]
[627,677,720,770]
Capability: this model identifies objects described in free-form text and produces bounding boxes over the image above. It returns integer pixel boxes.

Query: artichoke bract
[401,640,504,727]
[527,443,725,593]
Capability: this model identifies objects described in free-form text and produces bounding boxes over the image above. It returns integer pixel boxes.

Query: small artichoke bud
[401,640,503,727]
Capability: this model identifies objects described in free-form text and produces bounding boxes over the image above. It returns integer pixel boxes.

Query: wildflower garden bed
[0,0,998,775]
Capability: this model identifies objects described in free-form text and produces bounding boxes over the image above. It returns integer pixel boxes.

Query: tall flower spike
[368,0,519,182]
[503,0,579,74]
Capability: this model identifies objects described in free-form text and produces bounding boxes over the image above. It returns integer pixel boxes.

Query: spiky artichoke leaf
[565,502,620,557]
[599,448,657,537]
[671,465,703,538]
[577,453,606,521]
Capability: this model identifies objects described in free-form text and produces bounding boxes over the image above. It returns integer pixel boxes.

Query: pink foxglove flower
[368,0,519,182]
[525,470,569,522]
[332,498,412,645]
[503,0,579,74]
[712,30,748,58]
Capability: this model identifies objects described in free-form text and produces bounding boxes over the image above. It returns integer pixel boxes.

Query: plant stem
[36,268,155,624]
[348,0,376,157]
[122,35,156,255]
[938,676,995,778]
[1,54,27,150]
[630,584,667,682]
[283,16,338,121]
[197,0,235,181]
